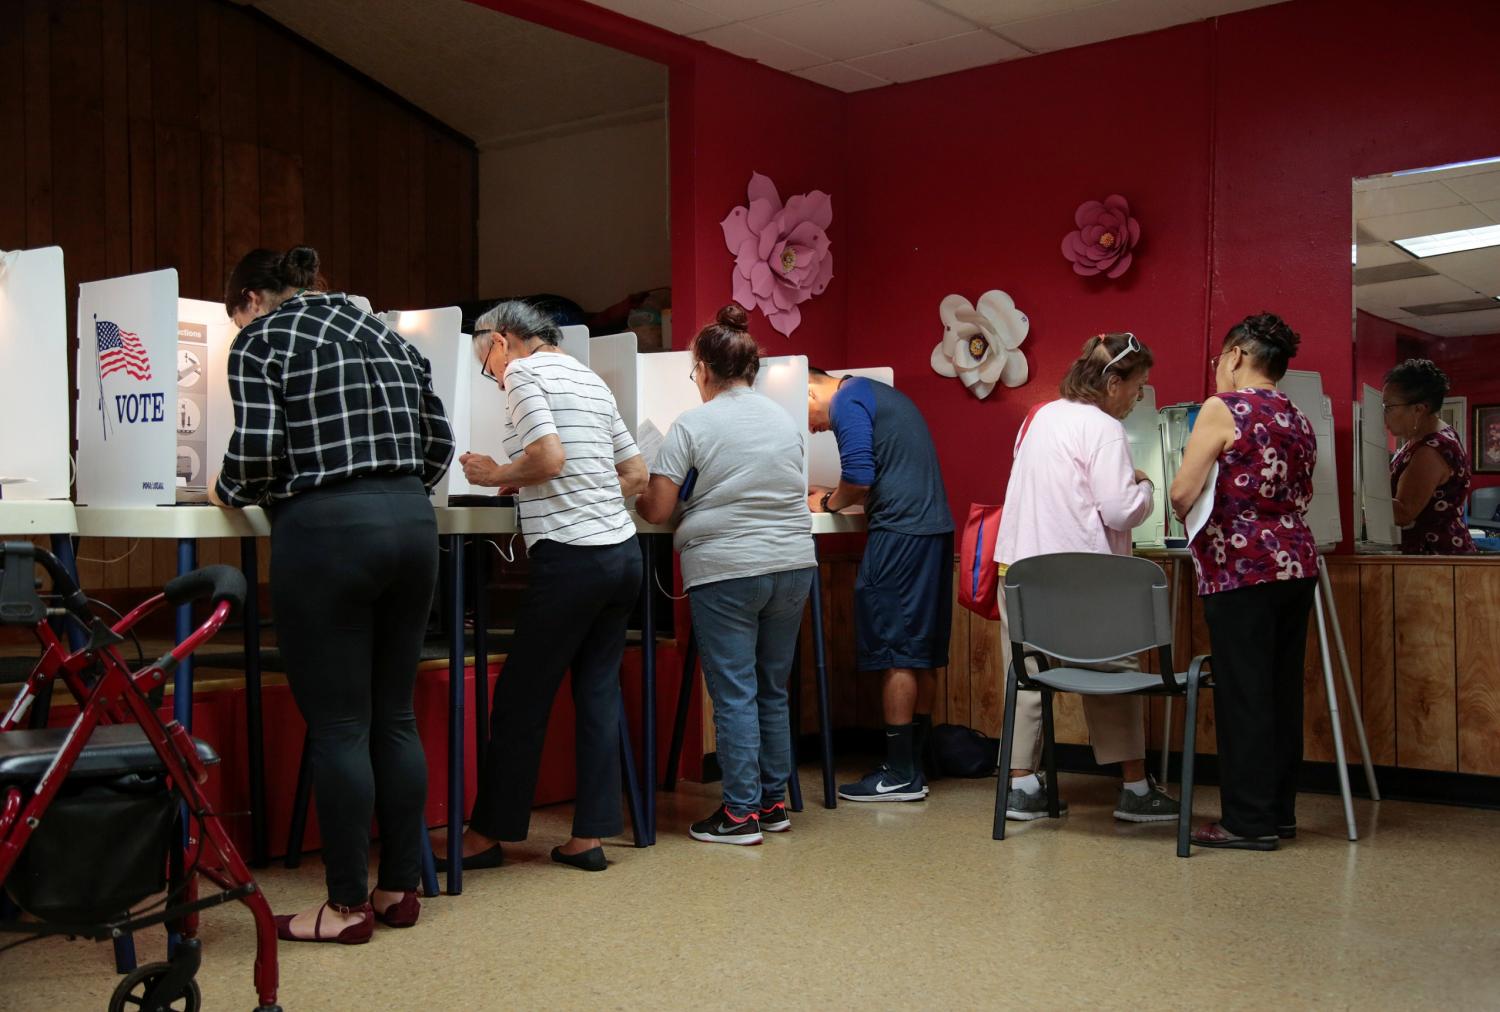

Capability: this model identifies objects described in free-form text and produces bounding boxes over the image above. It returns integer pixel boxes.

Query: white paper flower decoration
[931,290,1029,399]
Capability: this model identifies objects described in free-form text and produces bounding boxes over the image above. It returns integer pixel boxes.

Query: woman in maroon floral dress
[1384,359,1477,556]
[1170,313,1318,851]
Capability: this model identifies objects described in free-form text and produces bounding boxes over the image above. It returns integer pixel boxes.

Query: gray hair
[471,299,562,363]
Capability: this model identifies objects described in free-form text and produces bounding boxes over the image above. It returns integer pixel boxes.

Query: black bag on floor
[930,724,998,778]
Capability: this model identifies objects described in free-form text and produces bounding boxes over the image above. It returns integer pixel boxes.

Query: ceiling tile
[926,0,1099,26]
[1354,181,1468,221]
[1430,246,1500,294]
[684,0,822,17]
[998,0,1192,51]
[585,0,730,34]
[690,22,830,70]
[1358,205,1494,243]
[1358,273,1484,309]
[1443,168,1500,205]
[750,0,975,63]
[847,30,1026,82]
[794,60,892,92]
[1354,243,1410,269]
[1416,307,1500,337]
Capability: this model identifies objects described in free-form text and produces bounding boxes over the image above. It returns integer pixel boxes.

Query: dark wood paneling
[1456,567,1500,776]
[11,0,478,589]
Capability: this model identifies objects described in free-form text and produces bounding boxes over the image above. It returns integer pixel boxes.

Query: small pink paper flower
[721,172,833,337]
[1062,195,1140,279]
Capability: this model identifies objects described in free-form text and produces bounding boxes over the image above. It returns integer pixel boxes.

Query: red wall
[844,0,1500,546]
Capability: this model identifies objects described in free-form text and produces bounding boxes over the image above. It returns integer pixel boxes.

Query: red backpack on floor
[958,401,1050,621]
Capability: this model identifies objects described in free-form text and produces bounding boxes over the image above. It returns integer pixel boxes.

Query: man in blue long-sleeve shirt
[808,369,952,801]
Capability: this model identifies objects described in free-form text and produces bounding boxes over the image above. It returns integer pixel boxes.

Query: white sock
[1013,773,1041,794]
[1123,778,1150,797]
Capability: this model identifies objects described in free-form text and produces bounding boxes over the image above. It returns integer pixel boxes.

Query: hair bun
[715,304,749,332]
[279,246,321,288]
[1252,312,1300,357]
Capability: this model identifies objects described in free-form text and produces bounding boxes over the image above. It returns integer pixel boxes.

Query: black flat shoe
[433,843,505,872]
[551,845,607,872]
[1277,824,1297,840]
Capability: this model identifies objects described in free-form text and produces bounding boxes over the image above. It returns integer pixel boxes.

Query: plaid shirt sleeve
[215,328,285,508]
[409,343,455,490]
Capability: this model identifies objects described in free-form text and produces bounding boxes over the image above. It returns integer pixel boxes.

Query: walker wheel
[107,962,202,1012]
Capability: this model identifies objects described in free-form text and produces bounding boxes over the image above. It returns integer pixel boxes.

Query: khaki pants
[998,586,1146,771]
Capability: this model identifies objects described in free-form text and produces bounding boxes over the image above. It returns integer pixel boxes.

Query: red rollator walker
[0,541,280,1011]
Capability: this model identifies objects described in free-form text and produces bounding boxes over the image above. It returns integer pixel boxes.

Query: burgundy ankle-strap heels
[274,901,375,945]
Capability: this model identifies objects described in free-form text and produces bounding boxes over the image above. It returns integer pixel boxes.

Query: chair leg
[1041,690,1060,819]
[1178,682,1200,858]
[284,730,313,869]
[619,694,648,848]
[662,630,698,791]
[993,668,1019,840]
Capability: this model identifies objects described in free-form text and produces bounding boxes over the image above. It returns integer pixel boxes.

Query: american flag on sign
[96,320,153,381]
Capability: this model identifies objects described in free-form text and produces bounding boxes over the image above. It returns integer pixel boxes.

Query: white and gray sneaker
[1113,781,1181,823]
[1004,775,1069,821]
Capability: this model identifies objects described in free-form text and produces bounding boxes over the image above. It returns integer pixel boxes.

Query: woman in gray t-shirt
[637,305,815,845]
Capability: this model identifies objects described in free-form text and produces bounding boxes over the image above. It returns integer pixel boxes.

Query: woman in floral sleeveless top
[1384,359,1477,555]
[1170,314,1318,852]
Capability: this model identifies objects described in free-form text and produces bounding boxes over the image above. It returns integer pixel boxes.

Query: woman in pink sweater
[994,333,1179,824]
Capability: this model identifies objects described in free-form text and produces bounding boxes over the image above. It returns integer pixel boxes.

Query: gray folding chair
[992,552,1212,857]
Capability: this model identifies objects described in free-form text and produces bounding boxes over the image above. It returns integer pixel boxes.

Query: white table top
[65,503,868,541]
[0,500,78,537]
[74,504,271,539]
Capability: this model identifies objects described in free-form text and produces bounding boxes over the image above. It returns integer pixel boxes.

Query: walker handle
[164,565,247,618]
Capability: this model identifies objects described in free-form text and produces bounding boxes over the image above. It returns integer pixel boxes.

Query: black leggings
[271,475,438,906]
[1201,576,1317,838]
[470,536,642,842]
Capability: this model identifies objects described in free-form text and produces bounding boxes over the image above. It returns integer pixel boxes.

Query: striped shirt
[216,292,454,507]
[501,351,638,549]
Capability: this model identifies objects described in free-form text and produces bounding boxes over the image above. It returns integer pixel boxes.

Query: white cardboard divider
[1123,384,1167,549]
[809,367,893,490]
[1280,369,1342,549]
[754,356,811,484]
[76,270,180,506]
[591,331,640,437]
[1358,383,1400,546]
[0,247,70,500]
[385,308,468,503]
[178,298,236,496]
[559,324,590,366]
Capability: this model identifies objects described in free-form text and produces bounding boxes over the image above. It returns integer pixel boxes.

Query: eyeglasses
[475,329,499,382]
[1381,401,1413,413]
[1102,333,1140,372]
[688,360,700,381]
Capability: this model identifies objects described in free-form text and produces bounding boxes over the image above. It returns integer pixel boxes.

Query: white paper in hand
[1185,462,1218,544]
[636,419,666,472]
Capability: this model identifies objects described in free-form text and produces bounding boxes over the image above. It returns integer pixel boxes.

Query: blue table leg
[662,630,697,791]
[473,542,490,796]
[174,539,197,729]
[445,534,466,894]
[619,694,647,848]
[419,831,439,897]
[239,538,268,868]
[34,536,87,728]
[640,536,657,846]
[809,554,836,809]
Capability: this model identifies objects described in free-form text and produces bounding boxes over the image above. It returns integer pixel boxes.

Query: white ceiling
[586,0,1285,91]
[1354,161,1500,338]
[250,0,668,148]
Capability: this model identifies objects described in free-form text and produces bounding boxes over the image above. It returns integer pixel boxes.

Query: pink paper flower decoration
[1062,195,1140,279]
[721,172,833,337]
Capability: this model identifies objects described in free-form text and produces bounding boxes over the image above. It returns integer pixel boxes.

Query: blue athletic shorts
[854,530,954,672]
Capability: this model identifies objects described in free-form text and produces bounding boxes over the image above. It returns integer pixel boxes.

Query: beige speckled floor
[8,768,1500,1010]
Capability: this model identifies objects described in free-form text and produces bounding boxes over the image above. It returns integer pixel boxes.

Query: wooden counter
[799,552,1500,782]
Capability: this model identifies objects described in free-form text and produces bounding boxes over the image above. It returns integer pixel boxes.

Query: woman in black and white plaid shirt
[212,245,453,943]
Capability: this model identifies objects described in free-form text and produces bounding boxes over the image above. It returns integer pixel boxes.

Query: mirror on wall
[1351,157,1500,554]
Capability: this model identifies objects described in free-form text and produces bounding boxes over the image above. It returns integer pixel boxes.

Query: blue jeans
[689,567,815,818]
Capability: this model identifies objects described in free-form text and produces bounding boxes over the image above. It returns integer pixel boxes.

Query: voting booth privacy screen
[0,247,71,501]
[385,307,469,502]
[1359,383,1400,546]
[1124,385,1166,549]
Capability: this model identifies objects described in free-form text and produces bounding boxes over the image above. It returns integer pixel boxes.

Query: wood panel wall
[3,0,479,592]
[800,555,1500,780]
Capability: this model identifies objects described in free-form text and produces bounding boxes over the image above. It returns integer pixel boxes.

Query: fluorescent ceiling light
[1392,223,1500,258]
[1390,156,1500,177]
[1351,244,1358,264]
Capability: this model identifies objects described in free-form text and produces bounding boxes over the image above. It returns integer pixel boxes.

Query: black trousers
[470,536,642,842]
[271,475,438,906]
[1201,576,1318,838]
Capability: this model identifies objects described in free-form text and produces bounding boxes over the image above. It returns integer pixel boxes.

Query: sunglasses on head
[1102,332,1140,372]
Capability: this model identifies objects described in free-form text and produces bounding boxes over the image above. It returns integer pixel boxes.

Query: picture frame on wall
[1475,404,1500,473]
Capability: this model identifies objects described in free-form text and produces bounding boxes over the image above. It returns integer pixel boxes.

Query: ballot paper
[636,418,666,472]
[1185,462,1218,544]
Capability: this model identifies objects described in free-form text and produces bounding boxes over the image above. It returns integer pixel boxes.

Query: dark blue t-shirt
[830,377,951,535]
